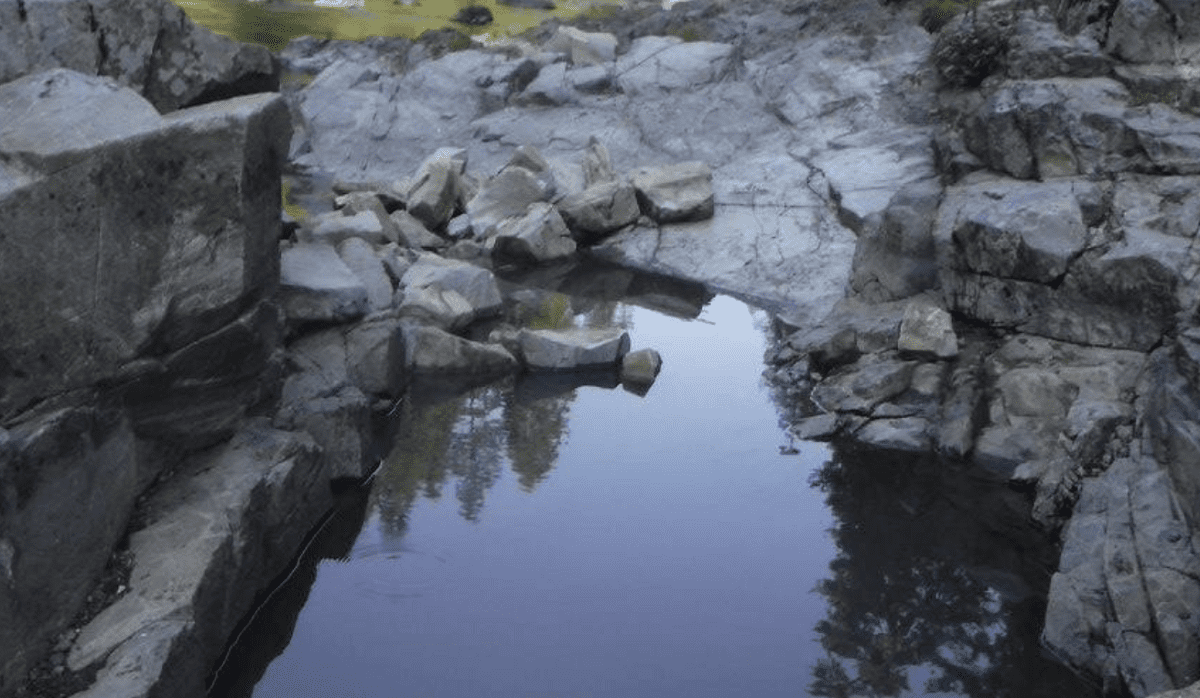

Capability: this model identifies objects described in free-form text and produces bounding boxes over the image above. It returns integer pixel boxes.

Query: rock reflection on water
[805,443,1100,698]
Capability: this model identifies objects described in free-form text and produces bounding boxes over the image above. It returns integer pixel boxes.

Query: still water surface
[213,284,1098,698]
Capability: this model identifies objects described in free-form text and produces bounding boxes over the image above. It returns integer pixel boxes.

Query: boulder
[620,348,663,394]
[390,210,449,250]
[491,202,577,263]
[517,62,577,107]
[517,327,631,370]
[400,147,471,230]
[0,0,278,113]
[556,179,641,243]
[543,26,617,66]
[304,209,392,247]
[466,166,554,238]
[897,299,958,359]
[629,161,715,223]
[849,178,943,302]
[400,323,518,374]
[278,243,369,325]
[398,255,503,330]
[0,70,289,420]
[854,417,932,452]
[1106,0,1177,63]
[337,238,394,313]
[810,354,918,414]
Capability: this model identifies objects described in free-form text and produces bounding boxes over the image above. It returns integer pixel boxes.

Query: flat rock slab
[519,327,631,370]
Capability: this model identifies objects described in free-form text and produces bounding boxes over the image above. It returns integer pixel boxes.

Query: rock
[398,255,503,330]
[615,36,733,95]
[897,299,957,359]
[1004,10,1112,79]
[274,330,372,479]
[452,5,493,25]
[543,26,617,66]
[810,355,918,414]
[518,62,577,106]
[788,413,840,441]
[854,417,931,452]
[629,161,715,223]
[400,323,518,374]
[965,78,1200,179]
[498,0,554,8]
[402,147,470,230]
[337,238,395,312]
[620,348,663,393]
[344,317,407,397]
[555,179,641,243]
[0,0,278,113]
[935,343,987,458]
[491,202,577,263]
[849,178,943,302]
[65,424,329,698]
[517,327,631,370]
[785,298,909,369]
[0,406,137,694]
[0,70,289,420]
[569,64,614,94]
[390,210,449,250]
[304,210,391,247]
[278,243,369,325]
[466,166,554,237]
[1106,0,1176,63]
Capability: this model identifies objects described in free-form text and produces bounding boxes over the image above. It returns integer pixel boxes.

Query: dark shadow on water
[807,442,1101,698]
[205,485,370,698]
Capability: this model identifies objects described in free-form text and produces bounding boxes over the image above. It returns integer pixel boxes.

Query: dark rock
[498,0,555,9]
[0,406,136,695]
[453,5,493,26]
[0,0,279,113]
[0,70,289,421]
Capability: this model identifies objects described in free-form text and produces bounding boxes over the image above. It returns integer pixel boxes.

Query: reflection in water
[805,444,1099,698]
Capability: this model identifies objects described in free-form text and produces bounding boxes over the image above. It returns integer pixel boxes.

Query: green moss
[918,0,975,32]
[525,293,574,330]
[667,22,707,42]
[281,179,309,224]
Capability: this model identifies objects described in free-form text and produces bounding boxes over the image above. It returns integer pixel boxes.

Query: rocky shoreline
[6,0,1200,695]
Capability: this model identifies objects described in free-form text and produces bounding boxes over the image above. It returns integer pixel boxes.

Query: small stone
[621,348,663,394]
[897,300,957,358]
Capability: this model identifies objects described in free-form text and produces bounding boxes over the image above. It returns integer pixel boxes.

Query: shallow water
[210,271,1098,698]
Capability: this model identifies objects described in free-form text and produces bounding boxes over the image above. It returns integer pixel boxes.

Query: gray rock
[65,425,329,698]
[854,417,931,452]
[629,161,714,223]
[788,413,840,441]
[390,209,449,249]
[0,70,289,420]
[518,62,576,106]
[398,254,503,330]
[518,327,631,369]
[786,298,909,369]
[810,355,918,414]
[897,300,957,358]
[1106,0,1176,63]
[1004,10,1112,79]
[0,0,278,113]
[400,323,518,374]
[543,26,617,66]
[615,36,733,95]
[850,178,943,302]
[304,210,390,247]
[403,147,470,230]
[570,65,614,94]
[556,179,641,243]
[620,348,663,391]
[491,202,577,263]
[337,238,395,312]
[345,316,407,397]
[466,166,554,237]
[279,243,369,325]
